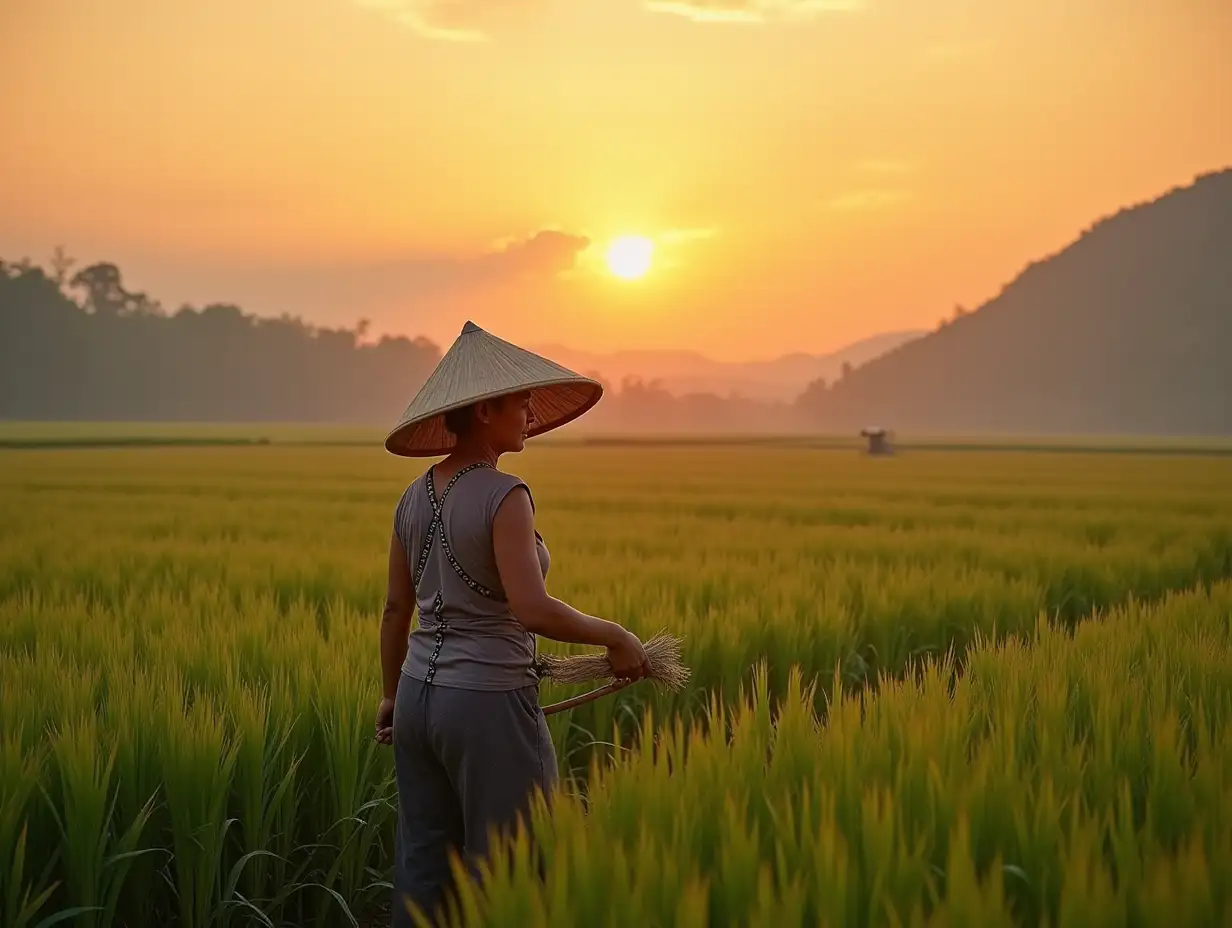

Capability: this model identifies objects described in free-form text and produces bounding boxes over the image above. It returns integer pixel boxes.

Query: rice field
[2,438,1231,926]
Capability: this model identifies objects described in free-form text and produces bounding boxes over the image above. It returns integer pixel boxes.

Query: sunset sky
[3,0,1230,361]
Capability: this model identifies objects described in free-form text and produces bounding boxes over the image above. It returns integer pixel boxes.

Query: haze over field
[527,330,925,403]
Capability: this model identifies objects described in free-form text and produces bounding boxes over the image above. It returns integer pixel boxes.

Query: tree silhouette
[1,254,442,423]
[71,262,131,316]
[49,245,76,292]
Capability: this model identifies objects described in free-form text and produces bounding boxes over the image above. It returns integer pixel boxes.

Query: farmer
[375,321,650,927]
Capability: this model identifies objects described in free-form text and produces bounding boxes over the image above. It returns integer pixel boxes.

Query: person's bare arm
[380,531,415,700]
[493,486,649,678]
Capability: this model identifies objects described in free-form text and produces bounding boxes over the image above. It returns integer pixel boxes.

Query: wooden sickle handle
[541,679,633,716]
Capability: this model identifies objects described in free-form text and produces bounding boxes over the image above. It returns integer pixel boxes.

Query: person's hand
[606,626,650,682]
[375,696,395,745]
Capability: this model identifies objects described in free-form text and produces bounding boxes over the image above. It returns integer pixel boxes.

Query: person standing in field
[375,321,650,927]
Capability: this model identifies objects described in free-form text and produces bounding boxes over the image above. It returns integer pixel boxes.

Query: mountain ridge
[797,167,1232,436]
[527,329,925,403]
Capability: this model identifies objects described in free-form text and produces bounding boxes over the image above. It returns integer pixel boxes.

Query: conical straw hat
[385,321,603,457]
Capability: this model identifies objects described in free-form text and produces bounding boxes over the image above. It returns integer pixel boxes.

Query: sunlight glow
[605,236,654,280]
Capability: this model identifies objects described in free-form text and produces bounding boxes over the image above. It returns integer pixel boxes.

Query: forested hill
[798,169,1232,437]
[0,260,441,423]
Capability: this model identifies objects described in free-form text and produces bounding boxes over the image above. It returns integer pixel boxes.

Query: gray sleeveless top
[394,462,550,692]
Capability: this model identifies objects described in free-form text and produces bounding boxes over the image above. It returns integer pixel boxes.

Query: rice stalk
[533,631,692,692]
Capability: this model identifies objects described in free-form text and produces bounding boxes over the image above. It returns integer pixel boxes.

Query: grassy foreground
[1,440,1231,926]
[462,581,1232,927]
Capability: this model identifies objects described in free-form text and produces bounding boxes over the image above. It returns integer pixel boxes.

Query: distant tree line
[0,253,819,432]
[580,374,812,434]
[1,254,442,423]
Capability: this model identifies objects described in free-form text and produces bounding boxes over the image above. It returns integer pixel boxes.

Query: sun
[605,235,654,280]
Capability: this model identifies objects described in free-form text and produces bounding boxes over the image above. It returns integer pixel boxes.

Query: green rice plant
[225,676,302,907]
[308,650,397,920]
[41,713,159,928]
[443,581,1232,926]
[158,690,241,928]
[2,731,60,928]
[105,667,173,925]
[2,441,1232,925]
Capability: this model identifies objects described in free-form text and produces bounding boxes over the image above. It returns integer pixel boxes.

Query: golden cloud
[481,229,592,279]
[646,0,862,24]
[354,0,538,41]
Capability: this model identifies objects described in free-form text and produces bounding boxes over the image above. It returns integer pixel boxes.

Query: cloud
[479,229,591,280]
[646,0,861,24]
[136,228,593,341]
[354,0,539,40]
[359,0,857,35]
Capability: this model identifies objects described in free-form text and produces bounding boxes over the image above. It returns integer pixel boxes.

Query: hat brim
[384,376,602,457]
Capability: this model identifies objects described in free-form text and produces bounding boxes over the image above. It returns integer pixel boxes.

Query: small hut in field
[860,426,893,456]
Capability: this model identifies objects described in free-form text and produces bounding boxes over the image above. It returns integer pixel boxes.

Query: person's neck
[446,438,499,470]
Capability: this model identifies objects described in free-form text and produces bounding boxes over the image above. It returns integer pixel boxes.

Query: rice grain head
[533,632,691,691]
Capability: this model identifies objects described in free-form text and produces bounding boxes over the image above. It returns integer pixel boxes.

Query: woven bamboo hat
[384,321,604,457]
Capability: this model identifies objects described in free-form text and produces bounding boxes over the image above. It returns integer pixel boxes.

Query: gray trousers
[390,673,558,927]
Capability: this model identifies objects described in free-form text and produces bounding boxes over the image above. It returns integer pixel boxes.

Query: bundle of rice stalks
[534,631,691,715]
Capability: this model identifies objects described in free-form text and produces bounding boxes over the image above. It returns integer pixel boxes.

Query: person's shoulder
[477,466,535,514]
[474,466,531,497]
[481,465,528,487]
[392,472,427,540]
[394,473,421,508]
[398,470,428,501]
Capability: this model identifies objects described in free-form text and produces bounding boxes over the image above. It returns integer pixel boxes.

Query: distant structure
[860,427,893,456]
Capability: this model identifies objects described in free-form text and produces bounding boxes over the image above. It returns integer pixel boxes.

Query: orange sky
[2,0,1230,361]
